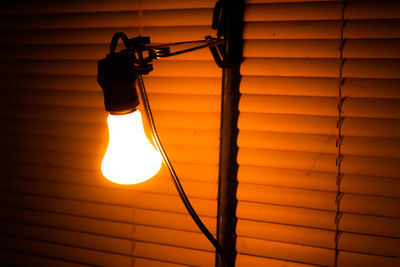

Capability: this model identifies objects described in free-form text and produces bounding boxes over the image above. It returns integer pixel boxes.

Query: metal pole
[216,0,244,266]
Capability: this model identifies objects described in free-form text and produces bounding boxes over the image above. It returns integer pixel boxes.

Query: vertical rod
[216,0,244,266]
[334,2,347,266]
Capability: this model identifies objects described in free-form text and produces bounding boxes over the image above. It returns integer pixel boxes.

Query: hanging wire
[153,39,224,58]
[334,1,347,266]
[151,39,220,48]
[136,75,230,267]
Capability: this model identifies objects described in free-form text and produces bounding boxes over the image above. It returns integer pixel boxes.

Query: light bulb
[101,111,162,184]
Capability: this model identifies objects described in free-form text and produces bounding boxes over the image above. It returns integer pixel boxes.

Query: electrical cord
[156,40,224,58]
[150,38,220,48]
[136,74,230,267]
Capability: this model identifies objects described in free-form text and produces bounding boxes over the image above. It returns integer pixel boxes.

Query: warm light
[101,111,162,184]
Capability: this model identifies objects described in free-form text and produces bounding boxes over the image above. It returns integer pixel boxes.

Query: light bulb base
[109,108,137,115]
[97,52,140,113]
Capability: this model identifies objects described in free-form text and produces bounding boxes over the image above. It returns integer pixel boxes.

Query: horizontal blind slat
[238,131,400,158]
[0,221,133,255]
[0,105,220,128]
[237,201,400,238]
[0,44,213,61]
[0,180,216,220]
[237,183,400,218]
[0,161,218,184]
[236,253,313,267]
[0,250,92,267]
[245,1,400,21]
[337,251,400,267]
[0,75,221,94]
[0,142,219,165]
[134,258,187,267]
[241,58,400,79]
[0,0,216,15]
[0,203,216,234]
[132,242,215,267]
[0,220,214,253]
[237,219,400,257]
[238,148,400,178]
[237,236,399,267]
[238,165,400,198]
[243,39,400,59]
[0,60,221,77]
[0,9,213,30]
[244,20,400,39]
[0,177,217,212]
[236,236,334,266]
[239,113,400,138]
[0,90,220,112]
[0,236,132,267]
[0,26,214,44]
[239,95,400,119]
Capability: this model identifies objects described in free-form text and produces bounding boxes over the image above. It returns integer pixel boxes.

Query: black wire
[156,40,224,58]
[136,75,230,267]
[150,39,219,49]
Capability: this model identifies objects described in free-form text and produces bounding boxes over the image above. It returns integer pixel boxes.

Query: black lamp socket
[97,51,140,115]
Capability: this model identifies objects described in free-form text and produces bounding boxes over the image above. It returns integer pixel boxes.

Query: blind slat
[240,95,400,119]
[237,202,400,238]
[237,236,399,267]
[0,250,91,267]
[0,26,214,44]
[238,165,400,198]
[0,143,219,165]
[245,2,400,21]
[237,236,333,266]
[0,161,218,184]
[238,148,400,178]
[236,253,313,267]
[0,220,214,253]
[0,236,132,267]
[0,221,133,255]
[0,9,213,30]
[238,183,400,218]
[0,60,221,77]
[0,0,216,15]
[0,75,221,95]
[0,177,217,215]
[0,44,214,61]
[0,203,216,234]
[241,58,400,79]
[244,39,400,59]
[239,113,400,138]
[133,242,215,267]
[0,105,220,129]
[0,205,216,234]
[244,20,400,39]
[238,131,400,158]
[0,90,220,112]
[237,219,400,257]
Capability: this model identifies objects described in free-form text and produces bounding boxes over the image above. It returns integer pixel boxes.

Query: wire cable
[156,40,224,58]
[150,39,218,49]
[136,75,230,267]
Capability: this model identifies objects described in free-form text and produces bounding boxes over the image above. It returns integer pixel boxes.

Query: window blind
[0,0,221,266]
[236,0,400,266]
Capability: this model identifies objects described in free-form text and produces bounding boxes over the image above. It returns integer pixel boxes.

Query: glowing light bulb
[101,111,162,184]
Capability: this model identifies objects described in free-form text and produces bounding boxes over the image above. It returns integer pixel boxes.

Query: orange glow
[101,111,162,184]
